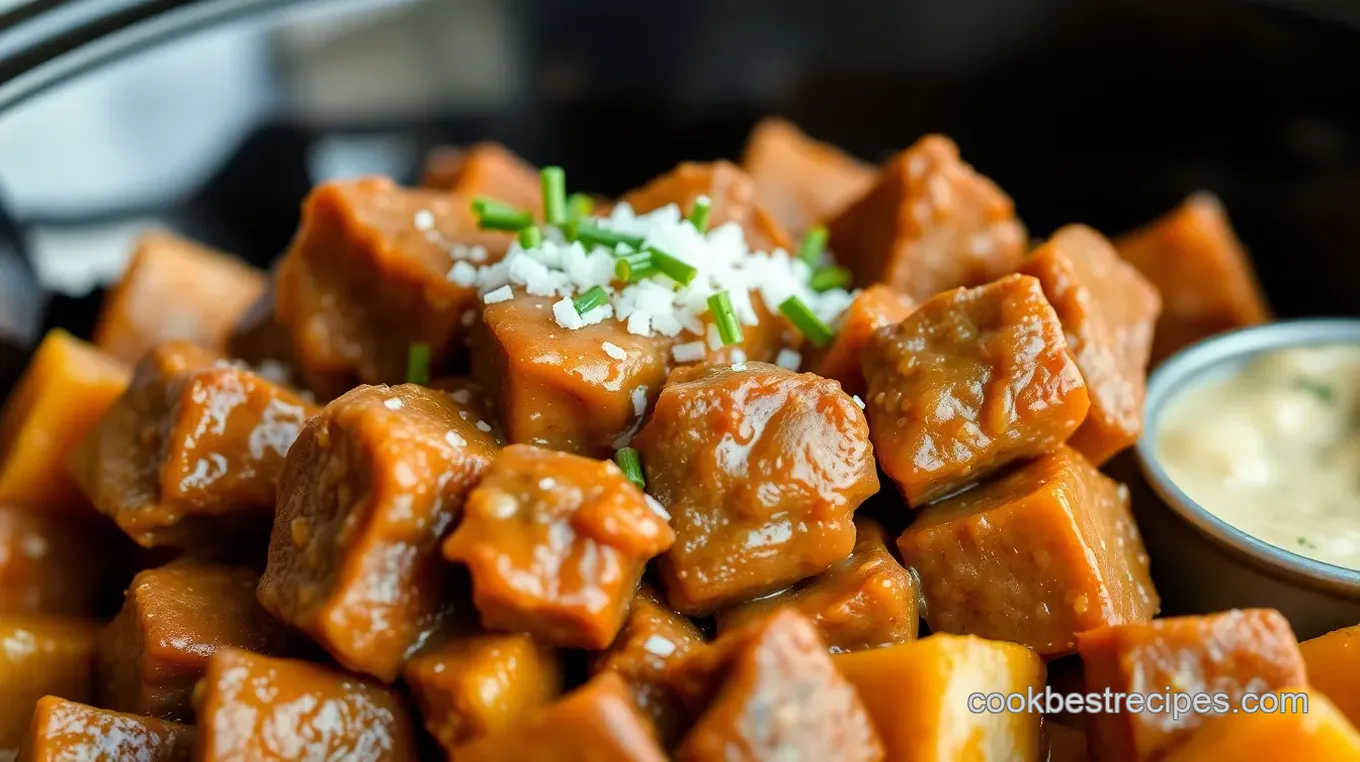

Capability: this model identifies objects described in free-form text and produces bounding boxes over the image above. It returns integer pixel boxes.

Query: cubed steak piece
[0,506,119,616]
[451,673,667,762]
[620,160,792,253]
[1021,225,1161,465]
[1078,609,1307,762]
[421,142,542,213]
[897,446,1157,656]
[740,117,876,236]
[834,634,1045,762]
[274,177,513,397]
[94,562,301,722]
[718,516,918,653]
[194,648,418,762]
[258,383,498,681]
[402,633,562,754]
[17,696,195,762]
[1302,624,1360,728]
[591,585,707,747]
[671,609,884,762]
[1163,688,1360,762]
[1114,192,1269,364]
[442,444,674,649]
[0,330,128,513]
[93,232,267,364]
[68,342,318,550]
[0,617,97,755]
[863,274,1089,506]
[471,290,671,457]
[805,284,915,398]
[633,362,879,615]
[828,134,1027,301]
[226,278,305,384]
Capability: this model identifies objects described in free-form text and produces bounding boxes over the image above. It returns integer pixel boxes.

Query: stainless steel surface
[1135,319,1360,638]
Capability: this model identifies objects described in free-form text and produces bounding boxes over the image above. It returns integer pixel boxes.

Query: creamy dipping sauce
[1157,344,1360,569]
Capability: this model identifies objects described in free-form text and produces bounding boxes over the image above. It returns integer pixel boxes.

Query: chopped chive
[573,221,646,250]
[615,250,655,282]
[406,343,431,385]
[708,291,744,346]
[568,193,594,220]
[615,447,645,488]
[541,167,567,226]
[1295,378,1335,403]
[518,225,543,248]
[687,195,712,232]
[779,295,835,348]
[809,265,852,292]
[477,205,534,231]
[648,248,698,287]
[799,225,829,266]
[573,285,610,314]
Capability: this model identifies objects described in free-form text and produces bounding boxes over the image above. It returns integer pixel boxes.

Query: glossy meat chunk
[718,516,918,653]
[17,696,194,762]
[834,634,1045,762]
[258,383,498,681]
[863,274,1089,506]
[226,279,305,385]
[194,648,418,762]
[471,291,671,457]
[442,445,675,649]
[827,134,1026,301]
[0,330,129,514]
[0,617,97,755]
[1301,624,1360,729]
[452,673,667,762]
[620,160,793,252]
[420,142,542,212]
[633,362,879,614]
[402,633,562,754]
[274,177,512,397]
[1078,609,1308,762]
[0,506,118,616]
[671,609,883,762]
[1163,688,1360,762]
[1021,225,1161,465]
[740,117,876,236]
[591,585,707,747]
[691,290,800,366]
[898,446,1157,656]
[68,342,318,549]
[1114,192,1269,364]
[93,232,266,364]
[94,562,301,722]
[806,284,915,398]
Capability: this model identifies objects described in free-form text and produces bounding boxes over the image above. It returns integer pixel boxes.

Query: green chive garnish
[648,248,698,287]
[406,343,431,385]
[615,447,645,489]
[1295,378,1335,403]
[687,195,712,232]
[799,225,829,266]
[573,285,609,314]
[568,193,594,220]
[779,295,835,348]
[708,291,744,346]
[809,265,852,292]
[541,167,567,226]
[573,221,646,250]
[518,226,543,249]
[475,198,534,231]
[615,250,655,283]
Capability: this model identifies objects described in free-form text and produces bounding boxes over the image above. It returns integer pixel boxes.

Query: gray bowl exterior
[1133,319,1360,641]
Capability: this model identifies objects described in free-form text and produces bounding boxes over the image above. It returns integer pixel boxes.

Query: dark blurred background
[2,0,1360,390]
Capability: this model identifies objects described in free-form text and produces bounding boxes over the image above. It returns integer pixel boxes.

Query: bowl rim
[1136,317,1360,598]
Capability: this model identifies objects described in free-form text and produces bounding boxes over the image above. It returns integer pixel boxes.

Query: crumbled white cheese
[602,341,627,360]
[775,349,802,371]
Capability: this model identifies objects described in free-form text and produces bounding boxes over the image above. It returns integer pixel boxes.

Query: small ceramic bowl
[1134,319,1360,641]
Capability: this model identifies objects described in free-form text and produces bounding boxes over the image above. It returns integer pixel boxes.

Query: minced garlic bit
[383,398,403,410]
[475,421,493,433]
[602,341,627,360]
[775,348,802,371]
[672,341,706,363]
[445,431,466,448]
[450,201,856,340]
[852,394,866,410]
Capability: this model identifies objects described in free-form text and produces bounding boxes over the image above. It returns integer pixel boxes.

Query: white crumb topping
[672,341,706,363]
[483,285,513,304]
[775,349,802,371]
[853,394,866,410]
[602,341,627,360]
[383,398,403,410]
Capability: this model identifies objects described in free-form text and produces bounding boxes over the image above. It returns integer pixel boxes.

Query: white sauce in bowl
[1157,344,1360,569]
